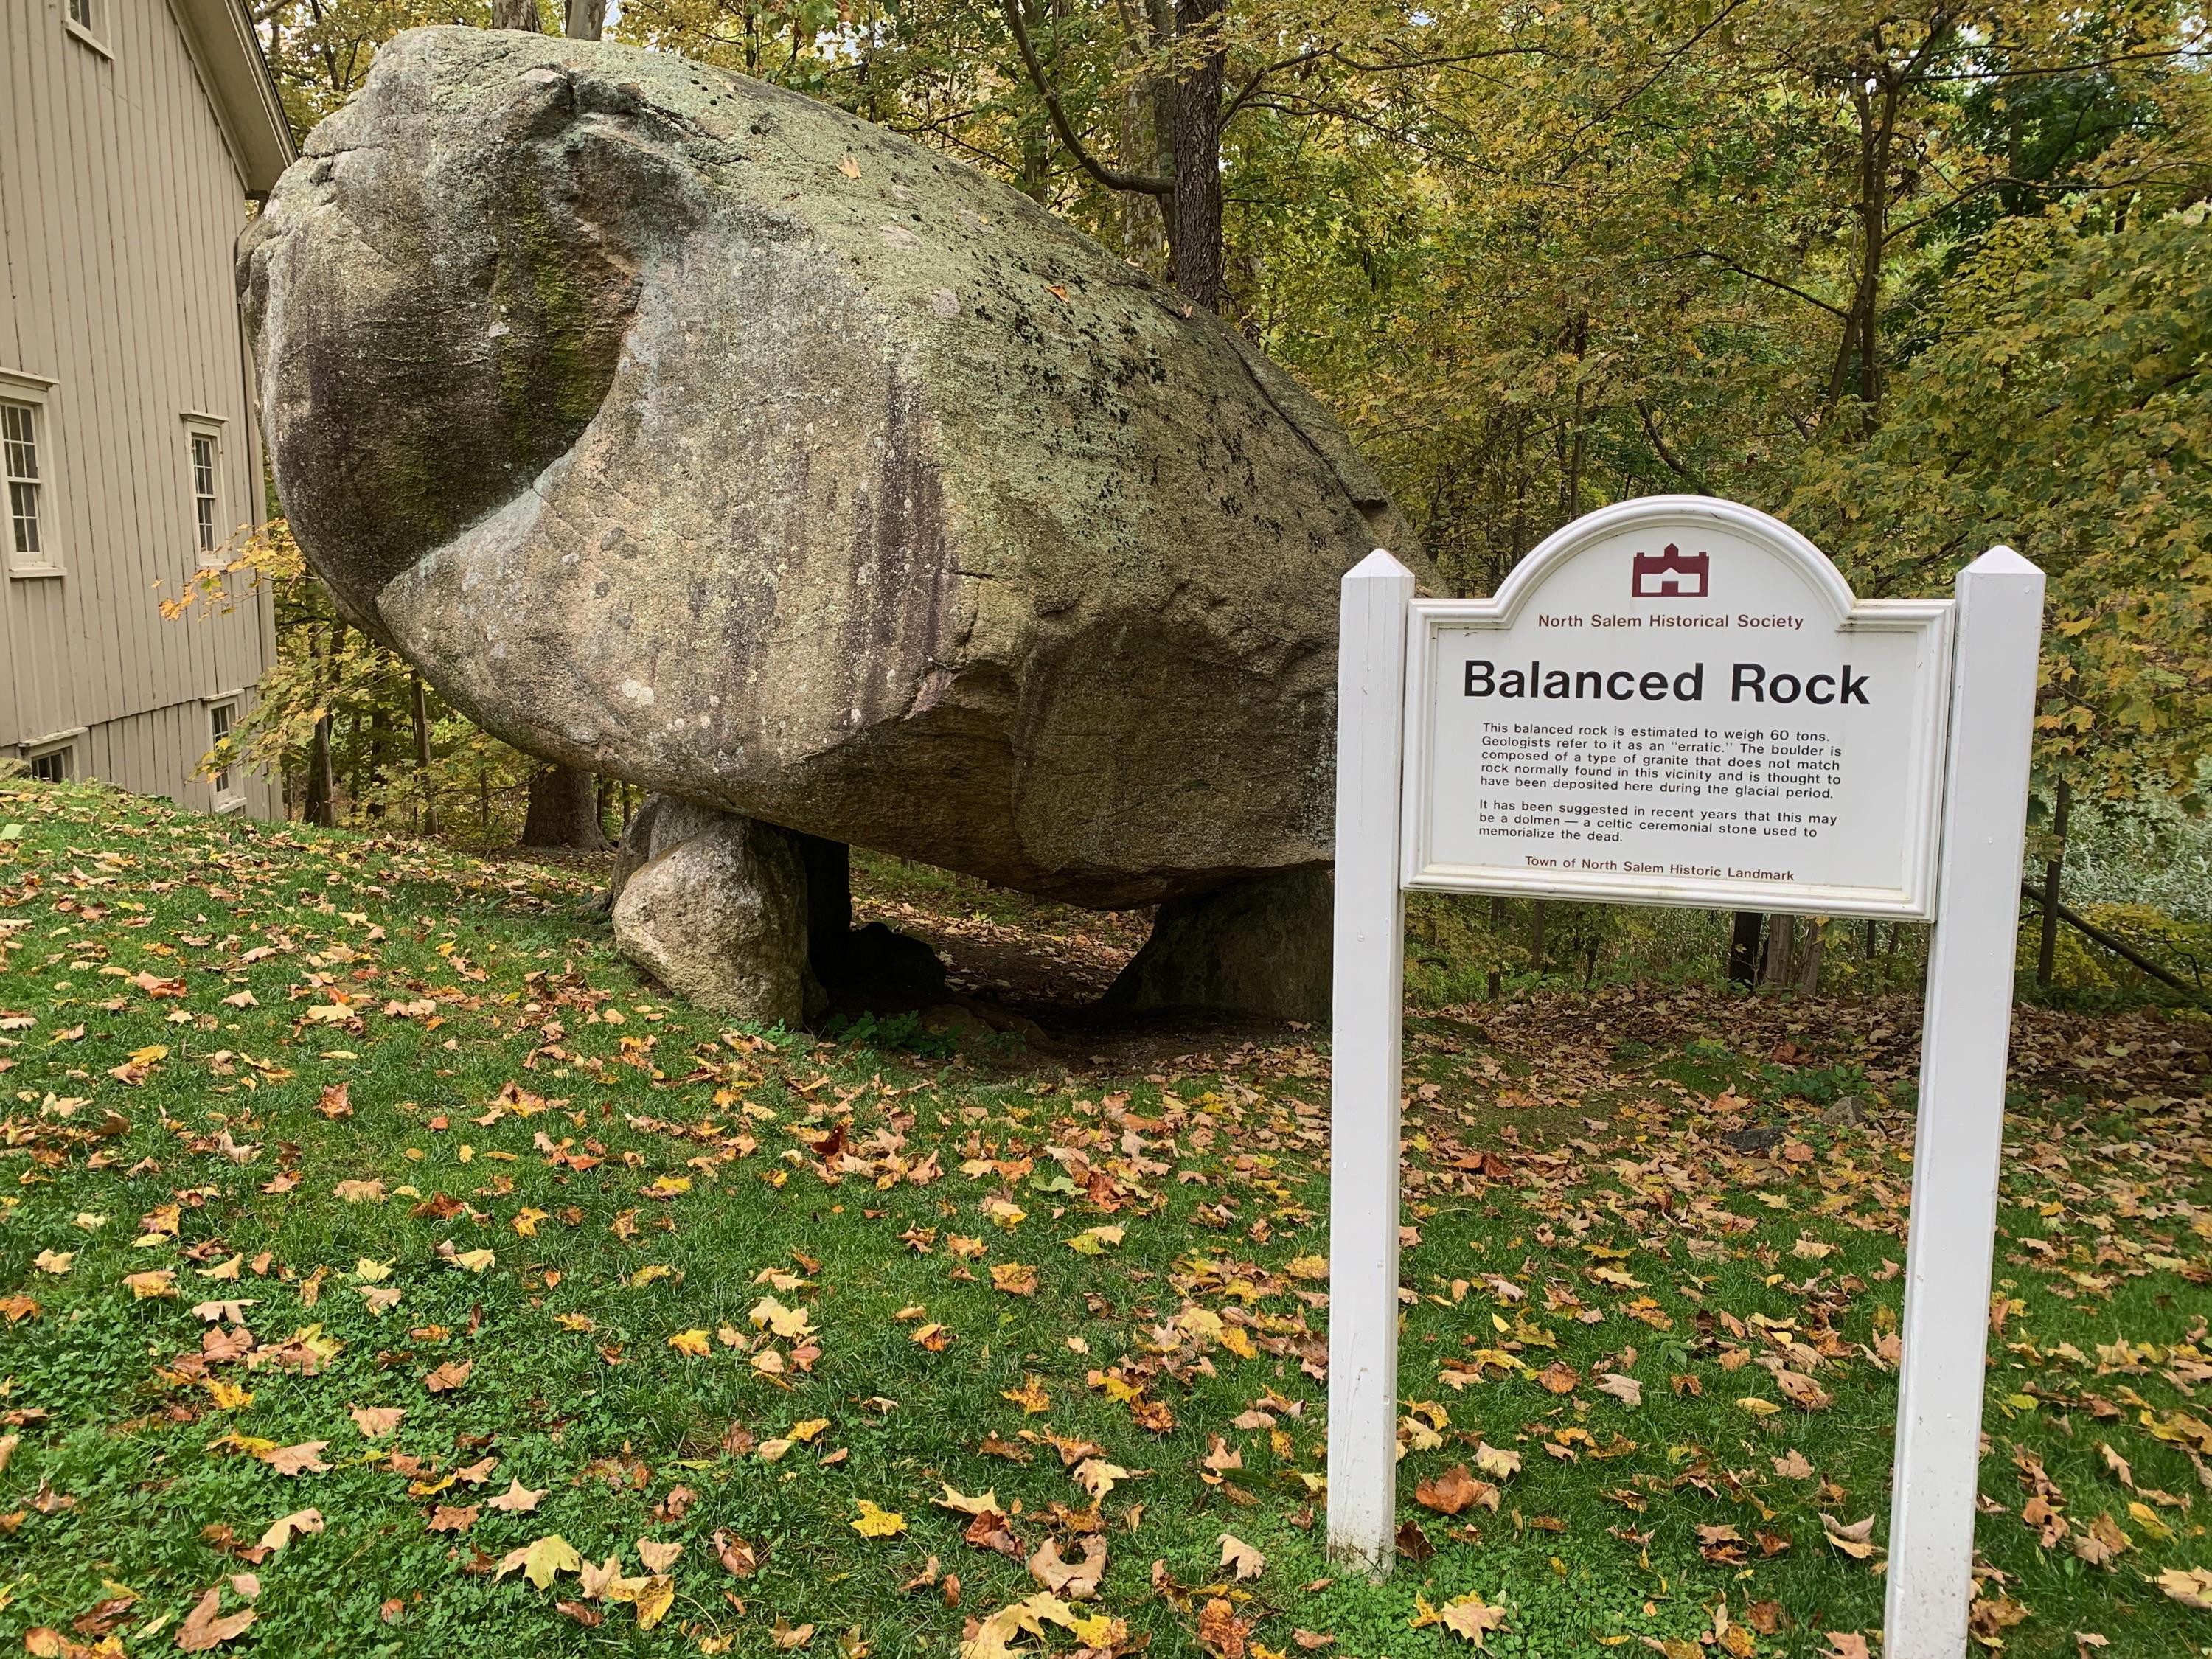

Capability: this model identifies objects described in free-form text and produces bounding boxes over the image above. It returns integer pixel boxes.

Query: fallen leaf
[257,1509,324,1552]
[1596,1373,1643,1408]
[177,1588,257,1650]
[489,1479,546,1514]
[1416,1464,1496,1516]
[637,1538,683,1573]
[852,1499,907,1537]
[1412,1588,1509,1645]
[265,1441,329,1477]
[1219,1533,1265,1580]
[1030,1534,1107,1599]
[349,1404,404,1439]
[496,1534,584,1590]
[425,1359,473,1394]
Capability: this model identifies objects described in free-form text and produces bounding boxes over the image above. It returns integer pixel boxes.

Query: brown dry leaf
[1820,1635,1873,1659]
[714,1530,762,1576]
[1776,1368,1834,1411]
[1072,1458,1132,1500]
[427,1504,478,1534]
[1820,1514,1880,1561]
[456,1457,498,1486]
[1029,1535,1107,1599]
[349,1404,404,1439]
[177,1588,256,1652]
[1772,1448,1814,1479]
[2154,1565,2212,1610]
[1473,1441,1520,1480]
[1413,1589,1509,1645]
[1534,1361,1578,1394]
[773,1618,817,1649]
[425,1358,473,1394]
[266,1441,329,1477]
[1218,1534,1265,1580]
[1197,1596,1253,1658]
[990,1263,1040,1296]
[1416,1464,1497,1516]
[1596,1373,1643,1408]
[489,1480,545,1514]
[257,1509,324,1553]
[936,1484,1004,1517]
[637,1538,683,1573]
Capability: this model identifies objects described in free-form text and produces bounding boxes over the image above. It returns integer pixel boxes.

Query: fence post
[1885,547,2045,1658]
[1326,549,1415,1573]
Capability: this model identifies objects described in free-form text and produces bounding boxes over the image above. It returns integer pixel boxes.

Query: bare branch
[1001,0,1174,196]
[1691,249,1850,319]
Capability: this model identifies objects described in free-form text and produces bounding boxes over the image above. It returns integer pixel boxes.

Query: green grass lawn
[1,776,2208,1658]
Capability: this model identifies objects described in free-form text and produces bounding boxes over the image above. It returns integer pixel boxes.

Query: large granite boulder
[240,27,1429,1017]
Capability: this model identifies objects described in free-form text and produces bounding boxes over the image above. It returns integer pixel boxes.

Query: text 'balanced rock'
[240,27,1424,1022]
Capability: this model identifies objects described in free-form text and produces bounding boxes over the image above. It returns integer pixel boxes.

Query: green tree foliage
[1792,208,2212,801]
[251,0,2212,824]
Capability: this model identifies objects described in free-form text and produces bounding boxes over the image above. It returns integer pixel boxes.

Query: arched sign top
[1399,494,1959,919]
[1487,495,1860,628]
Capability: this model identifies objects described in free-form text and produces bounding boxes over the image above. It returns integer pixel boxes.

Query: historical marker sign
[1326,496,2046,1659]
[1403,498,1954,917]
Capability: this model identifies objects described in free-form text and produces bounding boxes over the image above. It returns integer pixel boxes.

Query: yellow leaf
[669,1328,712,1357]
[496,1534,582,1590]
[1001,1377,1051,1414]
[852,1499,907,1538]
[1736,1397,1782,1418]
[633,1574,675,1629]
[790,1418,831,1444]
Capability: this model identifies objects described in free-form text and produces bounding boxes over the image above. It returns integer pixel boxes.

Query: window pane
[2,402,37,481]
[68,0,91,27]
[9,480,39,557]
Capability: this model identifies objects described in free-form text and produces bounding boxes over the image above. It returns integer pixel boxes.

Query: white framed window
[207,701,243,808]
[64,0,109,55]
[1,373,62,577]
[182,416,226,567]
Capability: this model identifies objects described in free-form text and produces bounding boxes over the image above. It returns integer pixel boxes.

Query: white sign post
[1324,496,2043,1659]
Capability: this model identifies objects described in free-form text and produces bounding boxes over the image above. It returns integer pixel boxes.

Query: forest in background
[186,0,2212,998]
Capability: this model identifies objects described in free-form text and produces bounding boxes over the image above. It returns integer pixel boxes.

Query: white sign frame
[1400,498,1955,919]
[1325,498,2045,1659]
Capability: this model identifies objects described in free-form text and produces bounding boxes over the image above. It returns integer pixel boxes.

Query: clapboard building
[1,0,293,813]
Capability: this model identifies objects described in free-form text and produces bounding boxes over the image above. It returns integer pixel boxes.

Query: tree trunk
[1794,917,1826,995]
[563,0,605,39]
[409,673,439,835]
[490,0,543,29]
[1527,899,1547,976]
[1759,915,1796,988]
[1727,911,1763,984]
[1486,894,1506,1000]
[521,763,607,849]
[305,714,335,827]
[1167,0,1226,310]
[2036,779,2072,987]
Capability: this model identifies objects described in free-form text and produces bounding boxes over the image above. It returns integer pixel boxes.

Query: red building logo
[1632,543,1709,598]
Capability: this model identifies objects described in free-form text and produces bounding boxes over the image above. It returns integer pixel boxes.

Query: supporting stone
[610,800,822,1026]
[1102,867,1332,1023]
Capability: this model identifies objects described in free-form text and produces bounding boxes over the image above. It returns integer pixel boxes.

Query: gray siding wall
[1,0,281,818]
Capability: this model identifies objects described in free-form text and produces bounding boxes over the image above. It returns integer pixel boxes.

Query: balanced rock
[240,27,1427,1019]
